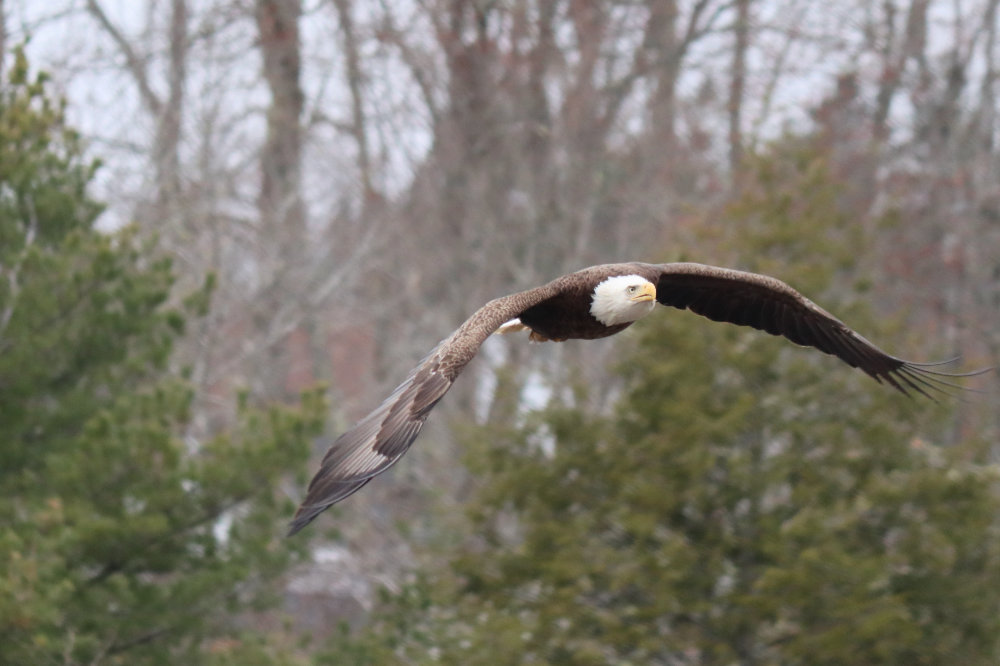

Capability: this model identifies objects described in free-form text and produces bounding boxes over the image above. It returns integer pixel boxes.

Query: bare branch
[85,0,162,116]
[200,220,379,388]
[332,0,378,202]
[749,3,806,145]
[376,15,441,137]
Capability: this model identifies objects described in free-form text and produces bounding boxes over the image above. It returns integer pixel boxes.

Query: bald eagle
[289,262,979,535]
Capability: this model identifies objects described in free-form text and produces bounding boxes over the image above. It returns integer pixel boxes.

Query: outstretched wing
[651,262,982,398]
[288,283,561,535]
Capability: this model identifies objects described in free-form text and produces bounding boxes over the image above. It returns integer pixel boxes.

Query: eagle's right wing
[288,282,562,535]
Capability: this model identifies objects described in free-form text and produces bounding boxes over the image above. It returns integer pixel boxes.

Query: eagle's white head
[590,274,657,326]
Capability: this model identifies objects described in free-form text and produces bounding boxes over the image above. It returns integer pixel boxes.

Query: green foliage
[325,144,1000,664]
[0,51,324,665]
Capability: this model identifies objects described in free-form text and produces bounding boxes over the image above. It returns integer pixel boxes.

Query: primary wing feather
[288,283,561,535]
[651,262,974,398]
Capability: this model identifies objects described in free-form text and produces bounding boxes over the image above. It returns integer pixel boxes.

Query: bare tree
[729,0,751,173]
[0,0,7,80]
[255,0,305,255]
[871,0,930,142]
[331,0,377,205]
[85,0,188,223]
[247,0,309,401]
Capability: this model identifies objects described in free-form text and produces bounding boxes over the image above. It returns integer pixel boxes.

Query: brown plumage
[288,262,981,535]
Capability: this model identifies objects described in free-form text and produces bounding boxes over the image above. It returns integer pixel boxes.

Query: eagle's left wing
[651,262,985,398]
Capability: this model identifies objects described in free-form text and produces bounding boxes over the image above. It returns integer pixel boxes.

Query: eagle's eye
[627,285,638,294]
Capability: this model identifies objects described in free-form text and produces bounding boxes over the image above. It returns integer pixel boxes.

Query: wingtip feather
[888,358,993,402]
[286,515,312,538]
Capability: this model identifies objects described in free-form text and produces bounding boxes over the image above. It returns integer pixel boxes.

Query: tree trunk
[729,0,751,175]
[254,0,307,400]
[255,0,306,253]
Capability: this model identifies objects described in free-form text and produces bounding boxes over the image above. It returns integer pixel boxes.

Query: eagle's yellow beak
[631,282,656,303]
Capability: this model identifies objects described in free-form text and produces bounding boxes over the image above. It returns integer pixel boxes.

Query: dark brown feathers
[288,262,986,535]
[648,263,982,398]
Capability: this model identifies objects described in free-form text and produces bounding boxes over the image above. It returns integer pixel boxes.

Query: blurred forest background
[2,0,1000,664]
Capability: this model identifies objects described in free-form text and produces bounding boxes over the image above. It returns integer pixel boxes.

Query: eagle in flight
[289,262,979,535]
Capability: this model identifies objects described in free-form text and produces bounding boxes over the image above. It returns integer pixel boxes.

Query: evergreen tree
[0,51,323,665]
[323,143,1000,665]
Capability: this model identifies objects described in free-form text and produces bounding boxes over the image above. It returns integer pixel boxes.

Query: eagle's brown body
[517,264,647,340]
[288,261,981,536]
